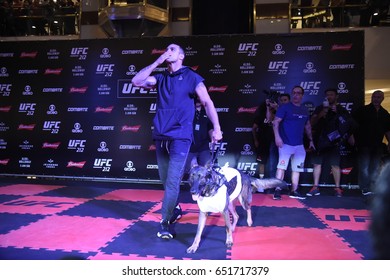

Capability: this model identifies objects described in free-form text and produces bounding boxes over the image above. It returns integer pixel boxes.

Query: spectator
[272,86,315,200]
[352,90,390,195]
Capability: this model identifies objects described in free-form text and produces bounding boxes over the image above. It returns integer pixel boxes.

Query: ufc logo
[237,162,257,171]
[238,43,259,51]
[94,158,112,167]
[68,139,86,148]
[43,121,60,129]
[0,84,11,91]
[71,47,88,55]
[150,103,156,111]
[301,81,321,90]
[122,83,149,94]
[97,64,114,72]
[19,103,36,111]
[268,61,289,70]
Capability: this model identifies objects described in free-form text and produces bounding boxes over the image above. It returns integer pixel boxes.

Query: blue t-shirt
[275,102,309,146]
[153,66,204,140]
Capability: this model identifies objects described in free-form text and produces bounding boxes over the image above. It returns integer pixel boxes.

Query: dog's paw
[226,241,233,248]
[187,245,198,254]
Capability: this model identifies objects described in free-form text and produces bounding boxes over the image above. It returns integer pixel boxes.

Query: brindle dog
[187,163,287,253]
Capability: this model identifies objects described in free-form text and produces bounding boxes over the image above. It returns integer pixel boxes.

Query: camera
[263,90,280,105]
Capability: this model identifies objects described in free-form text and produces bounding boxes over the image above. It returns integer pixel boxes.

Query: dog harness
[196,166,243,213]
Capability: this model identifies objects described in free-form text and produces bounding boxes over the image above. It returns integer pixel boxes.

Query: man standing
[352,90,390,195]
[273,86,315,200]
[308,88,354,197]
[131,44,223,239]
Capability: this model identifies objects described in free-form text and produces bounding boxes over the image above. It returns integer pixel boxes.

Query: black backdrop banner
[0,31,364,185]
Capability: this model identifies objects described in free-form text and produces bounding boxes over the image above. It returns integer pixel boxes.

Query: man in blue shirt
[132,44,223,239]
[272,86,315,199]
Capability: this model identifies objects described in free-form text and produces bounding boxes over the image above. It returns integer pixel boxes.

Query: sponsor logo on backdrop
[96,64,114,77]
[149,144,156,151]
[0,122,10,132]
[297,45,323,51]
[210,142,227,156]
[95,106,114,113]
[18,69,38,75]
[118,80,157,98]
[19,140,33,150]
[146,164,158,169]
[19,157,31,168]
[0,84,12,96]
[331,44,353,51]
[149,103,156,113]
[208,86,228,93]
[72,66,86,77]
[44,68,63,75]
[0,67,9,77]
[19,103,36,115]
[121,125,141,132]
[119,144,142,150]
[184,46,198,56]
[241,144,254,155]
[238,84,257,95]
[47,49,60,59]
[47,104,58,115]
[42,121,60,134]
[268,61,289,75]
[0,158,10,165]
[209,64,227,75]
[97,141,109,152]
[126,65,137,76]
[240,62,255,74]
[22,85,33,95]
[210,44,225,56]
[216,108,229,113]
[42,142,61,149]
[337,82,349,94]
[339,102,354,112]
[67,107,88,112]
[329,64,355,69]
[97,84,111,95]
[69,86,88,93]
[67,161,86,168]
[93,158,112,172]
[0,52,14,57]
[72,122,83,133]
[237,162,257,176]
[303,62,317,74]
[237,43,258,56]
[42,87,63,93]
[124,161,136,172]
[235,127,252,132]
[43,159,59,169]
[70,47,88,60]
[68,139,86,152]
[151,48,165,55]
[122,49,144,55]
[272,44,286,55]
[93,125,115,131]
[237,106,257,114]
[100,48,111,58]
[18,124,35,131]
[270,82,286,93]
[0,139,7,149]
[124,104,138,115]
[301,81,321,95]
[20,51,38,58]
[0,105,11,112]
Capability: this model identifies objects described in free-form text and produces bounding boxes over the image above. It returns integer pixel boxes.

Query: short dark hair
[292,85,304,94]
[279,93,290,100]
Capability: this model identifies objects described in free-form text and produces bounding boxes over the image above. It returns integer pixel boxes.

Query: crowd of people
[0,0,79,36]
[253,87,390,200]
